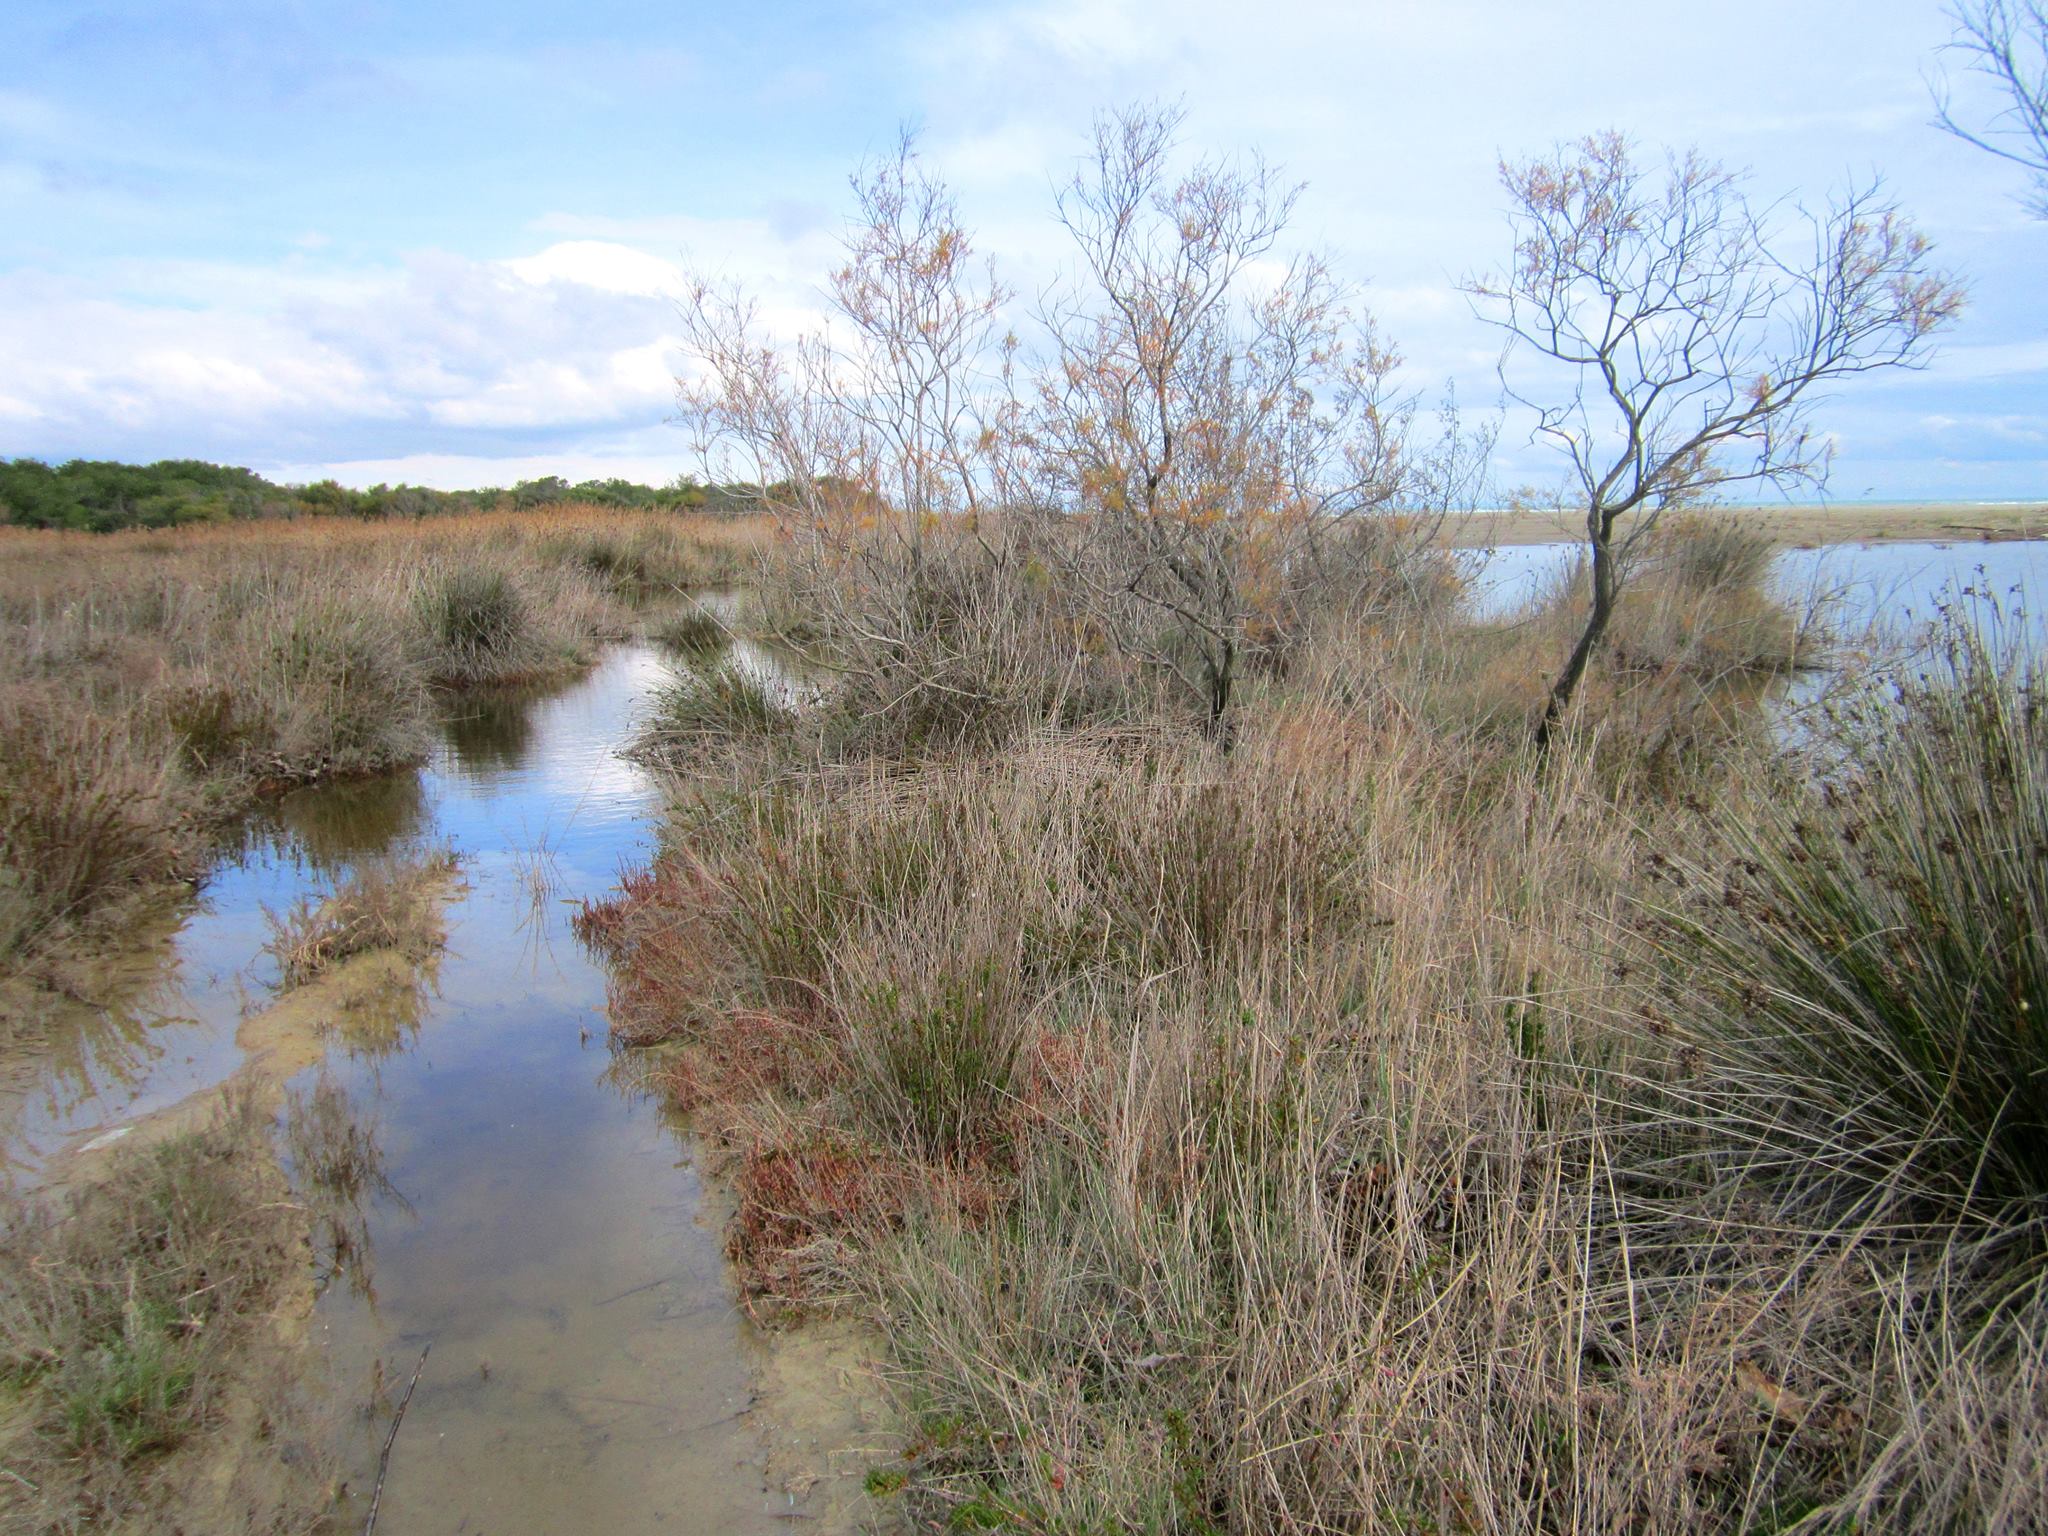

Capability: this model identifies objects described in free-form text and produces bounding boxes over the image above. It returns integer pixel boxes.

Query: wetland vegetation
[1,74,2044,1536]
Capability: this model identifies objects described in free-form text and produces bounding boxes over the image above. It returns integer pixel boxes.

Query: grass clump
[0,687,192,968]
[263,846,456,990]
[421,563,528,677]
[0,1094,309,1524]
[651,602,730,655]
[1654,613,2048,1230]
[646,659,792,749]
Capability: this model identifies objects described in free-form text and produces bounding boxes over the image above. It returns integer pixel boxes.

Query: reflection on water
[267,774,431,874]
[440,684,543,779]
[1465,537,2048,645]
[0,643,814,1534]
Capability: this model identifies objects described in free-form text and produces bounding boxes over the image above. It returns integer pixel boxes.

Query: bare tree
[1936,0,2048,215]
[1035,104,1409,729]
[676,135,1035,718]
[1469,133,1963,744]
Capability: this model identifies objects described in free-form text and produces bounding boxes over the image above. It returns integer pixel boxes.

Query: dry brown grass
[0,505,766,982]
[262,846,457,991]
[586,519,2046,1534]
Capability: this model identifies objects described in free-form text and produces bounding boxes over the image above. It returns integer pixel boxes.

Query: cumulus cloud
[0,239,706,469]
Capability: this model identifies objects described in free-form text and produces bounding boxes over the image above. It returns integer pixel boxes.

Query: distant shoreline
[1444,501,2048,549]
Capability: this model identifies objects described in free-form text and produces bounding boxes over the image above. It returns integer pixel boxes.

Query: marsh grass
[646,658,793,748]
[263,846,457,990]
[0,687,193,970]
[1651,608,2048,1233]
[589,516,2048,1533]
[0,506,767,979]
[0,1092,309,1524]
[420,564,526,677]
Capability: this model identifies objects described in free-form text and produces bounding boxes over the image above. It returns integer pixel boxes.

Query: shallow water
[2,642,822,1532]
[1464,536,2048,640]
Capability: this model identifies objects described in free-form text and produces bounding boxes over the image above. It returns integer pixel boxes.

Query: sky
[1,0,2042,500]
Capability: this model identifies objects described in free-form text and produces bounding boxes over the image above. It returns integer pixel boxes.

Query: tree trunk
[1206,639,1237,745]
[1534,508,1617,749]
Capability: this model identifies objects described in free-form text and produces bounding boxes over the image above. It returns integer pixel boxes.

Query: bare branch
[1466,132,1963,742]
[1935,0,2048,216]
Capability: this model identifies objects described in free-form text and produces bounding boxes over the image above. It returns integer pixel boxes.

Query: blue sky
[2,0,2042,499]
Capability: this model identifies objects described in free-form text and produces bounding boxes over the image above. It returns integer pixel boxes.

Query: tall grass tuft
[1653,610,2048,1232]
[419,563,529,682]
[0,687,189,962]
[646,658,792,749]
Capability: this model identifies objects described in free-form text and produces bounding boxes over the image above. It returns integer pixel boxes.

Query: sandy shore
[1444,501,2048,549]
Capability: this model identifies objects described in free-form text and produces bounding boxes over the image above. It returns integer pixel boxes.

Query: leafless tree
[1936,0,2048,215]
[1034,104,1410,729]
[1469,133,1963,744]
[676,135,1036,716]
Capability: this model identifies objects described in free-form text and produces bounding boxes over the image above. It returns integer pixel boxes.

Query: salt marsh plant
[0,505,764,983]
[263,845,457,990]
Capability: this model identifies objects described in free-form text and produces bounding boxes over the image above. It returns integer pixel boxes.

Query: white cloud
[505,240,685,298]
[1927,337,2048,383]
[270,437,687,491]
[0,238,711,458]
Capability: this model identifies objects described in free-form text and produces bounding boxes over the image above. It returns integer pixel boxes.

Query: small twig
[594,1274,673,1307]
[1,1464,39,1494]
[363,1343,430,1536]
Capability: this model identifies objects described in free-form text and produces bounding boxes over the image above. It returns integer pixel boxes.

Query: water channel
[2,640,839,1533]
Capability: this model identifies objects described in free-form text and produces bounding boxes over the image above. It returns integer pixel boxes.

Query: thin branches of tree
[1035,102,1410,728]
[1936,0,2048,216]
[1468,133,1964,744]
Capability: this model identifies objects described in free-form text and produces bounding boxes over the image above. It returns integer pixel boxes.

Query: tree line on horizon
[0,457,757,533]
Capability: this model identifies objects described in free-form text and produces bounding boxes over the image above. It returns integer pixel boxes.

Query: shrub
[1647,512,1778,593]
[420,563,528,680]
[1651,611,2048,1232]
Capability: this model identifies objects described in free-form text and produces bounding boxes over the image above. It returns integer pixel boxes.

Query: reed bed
[585,518,2045,1534]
